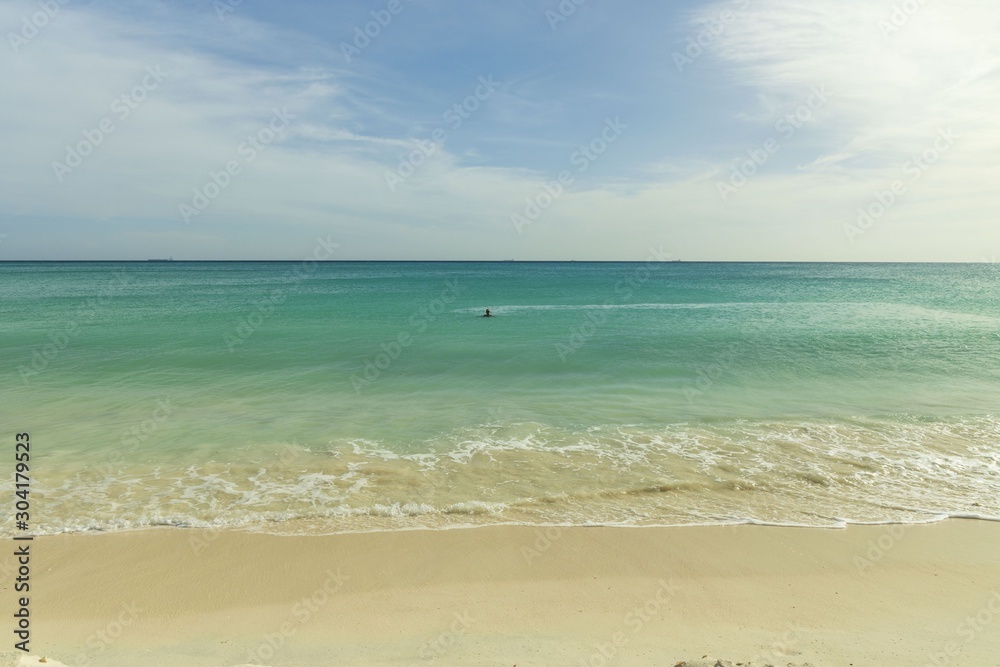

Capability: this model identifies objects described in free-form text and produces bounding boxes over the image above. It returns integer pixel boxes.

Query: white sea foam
[6,416,998,537]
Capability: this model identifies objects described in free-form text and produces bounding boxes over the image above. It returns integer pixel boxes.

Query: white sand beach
[12,519,999,666]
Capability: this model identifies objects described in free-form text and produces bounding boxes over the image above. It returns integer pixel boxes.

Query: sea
[2,261,999,536]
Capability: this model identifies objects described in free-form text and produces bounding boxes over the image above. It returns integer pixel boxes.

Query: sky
[1,0,998,261]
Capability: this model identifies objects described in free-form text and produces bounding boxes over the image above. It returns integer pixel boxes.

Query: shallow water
[3,261,999,534]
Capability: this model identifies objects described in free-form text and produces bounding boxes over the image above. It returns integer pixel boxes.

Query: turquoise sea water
[2,261,999,534]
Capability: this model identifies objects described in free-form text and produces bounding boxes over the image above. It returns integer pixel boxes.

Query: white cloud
[1,0,997,260]
[650,0,1000,258]
[698,0,1000,165]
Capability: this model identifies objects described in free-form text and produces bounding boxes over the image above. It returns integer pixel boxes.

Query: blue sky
[1,0,998,260]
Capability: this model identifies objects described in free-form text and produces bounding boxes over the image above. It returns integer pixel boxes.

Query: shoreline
[12,519,1000,666]
[11,509,1000,541]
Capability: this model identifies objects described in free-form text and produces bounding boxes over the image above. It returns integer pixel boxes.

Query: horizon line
[0,259,993,264]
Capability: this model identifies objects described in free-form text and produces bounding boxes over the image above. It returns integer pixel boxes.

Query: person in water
[483,308,492,317]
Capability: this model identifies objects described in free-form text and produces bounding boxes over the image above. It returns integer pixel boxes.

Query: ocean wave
[4,416,998,537]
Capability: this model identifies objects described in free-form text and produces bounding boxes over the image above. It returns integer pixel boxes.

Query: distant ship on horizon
[147,257,174,262]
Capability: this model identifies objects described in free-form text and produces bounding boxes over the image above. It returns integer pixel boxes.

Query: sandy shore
[6,520,999,666]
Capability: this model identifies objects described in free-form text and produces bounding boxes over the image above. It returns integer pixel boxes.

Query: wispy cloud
[697,0,1000,168]
[1,0,998,260]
